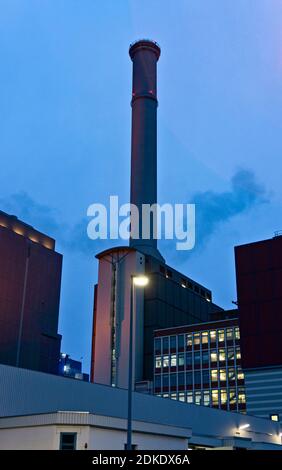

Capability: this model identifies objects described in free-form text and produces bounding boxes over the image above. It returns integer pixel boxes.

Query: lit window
[228,348,235,361]
[194,333,200,345]
[238,388,246,404]
[228,368,236,382]
[229,389,236,404]
[210,330,216,343]
[163,355,169,368]
[163,393,169,398]
[170,354,177,367]
[235,327,240,340]
[210,350,217,363]
[202,350,209,364]
[155,356,162,369]
[187,392,193,403]
[186,334,193,347]
[226,328,234,340]
[220,369,227,381]
[171,393,177,400]
[219,349,226,362]
[211,369,218,382]
[194,352,201,366]
[186,352,192,367]
[154,338,161,353]
[203,390,210,406]
[170,336,176,350]
[179,392,185,402]
[178,334,184,349]
[270,414,279,422]
[201,331,208,344]
[237,367,245,381]
[212,390,219,406]
[195,391,202,405]
[220,389,227,405]
[178,353,184,367]
[236,347,241,360]
[218,330,225,343]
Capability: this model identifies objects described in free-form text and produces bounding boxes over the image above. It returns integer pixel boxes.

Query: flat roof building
[0,210,62,374]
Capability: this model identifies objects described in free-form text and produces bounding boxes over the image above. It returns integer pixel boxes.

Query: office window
[229,389,236,404]
[218,330,225,343]
[194,371,201,385]
[170,336,176,350]
[210,330,216,343]
[226,328,234,341]
[227,348,235,361]
[186,372,193,386]
[201,331,208,345]
[179,392,185,402]
[220,369,227,382]
[202,350,209,365]
[186,334,193,348]
[163,374,169,388]
[195,391,202,405]
[220,389,227,405]
[211,369,218,382]
[171,393,177,400]
[210,350,217,363]
[170,354,177,367]
[194,352,201,366]
[228,368,236,382]
[154,338,161,354]
[203,390,210,406]
[187,281,193,290]
[181,278,187,288]
[194,333,200,345]
[212,390,219,406]
[187,392,193,403]
[178,334,184,349]
[154,375,161,389]
[170,373,177,388]
[178,372,185,386]
[202,369,209,385]
[60,433,77,450]
[178,353,184,367]
[166,269,172,279]
[163,337,169,351]
[219,349,226,362]
[163,393,169,398]
[270,414,280,422]
[155,356,162,369]
[238,388,246,404]
[237,367,244,381]
[200,288,205,297]
[236,347,241,360]
[186,352,192,367]
[235,327,240,340]
[194,285,199,294]
[163,355,169,368]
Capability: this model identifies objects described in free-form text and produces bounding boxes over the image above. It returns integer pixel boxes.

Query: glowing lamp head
[239,424,250,430]
[133,275,149,287]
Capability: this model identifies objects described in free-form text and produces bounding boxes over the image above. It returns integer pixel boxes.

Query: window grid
[154,325,245,413]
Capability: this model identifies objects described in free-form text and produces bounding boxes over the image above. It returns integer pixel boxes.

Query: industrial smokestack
[129,39,164,262]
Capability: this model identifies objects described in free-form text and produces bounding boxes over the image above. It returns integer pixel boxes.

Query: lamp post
[126,274,149,450]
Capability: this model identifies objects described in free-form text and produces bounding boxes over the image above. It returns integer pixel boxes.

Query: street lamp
[126,274,149,450]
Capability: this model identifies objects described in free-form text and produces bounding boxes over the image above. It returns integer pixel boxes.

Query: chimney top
[129,39,161,61]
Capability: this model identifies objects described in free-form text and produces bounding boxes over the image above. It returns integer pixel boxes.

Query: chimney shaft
[129,39,164,261]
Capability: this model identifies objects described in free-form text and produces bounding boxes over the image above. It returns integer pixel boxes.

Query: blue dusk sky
[1,1,282,373]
